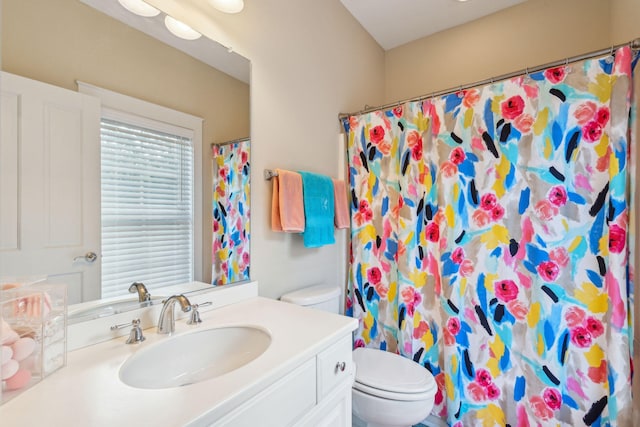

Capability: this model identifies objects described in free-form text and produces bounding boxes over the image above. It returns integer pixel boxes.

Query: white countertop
[0,296,357,426]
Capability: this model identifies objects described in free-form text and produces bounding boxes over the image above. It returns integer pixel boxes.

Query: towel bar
[264,169,279,180]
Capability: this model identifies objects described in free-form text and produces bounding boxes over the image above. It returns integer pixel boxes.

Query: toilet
[281,285,438,427]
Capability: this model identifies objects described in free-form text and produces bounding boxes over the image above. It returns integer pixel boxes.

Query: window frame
[78,82,203,285]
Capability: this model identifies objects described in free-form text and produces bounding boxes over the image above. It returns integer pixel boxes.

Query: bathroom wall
[148,0,386,301]
[610,0,640,44]
[383,0,613,102]
[1,0,250,284]
[233,1,385,301]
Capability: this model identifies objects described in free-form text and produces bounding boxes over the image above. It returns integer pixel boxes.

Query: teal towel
[298,171,335,248]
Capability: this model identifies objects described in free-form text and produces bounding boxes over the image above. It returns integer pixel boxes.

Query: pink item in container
[4,369,31,390]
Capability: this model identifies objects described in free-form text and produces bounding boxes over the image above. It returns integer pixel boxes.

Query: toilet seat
[353,380,436,401]
[352,348,437,401]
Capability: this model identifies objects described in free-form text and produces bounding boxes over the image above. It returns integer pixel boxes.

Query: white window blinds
[101,117,194,298]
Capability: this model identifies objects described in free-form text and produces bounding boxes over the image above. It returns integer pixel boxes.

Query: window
[101,116,194,297]
[78,83,203,299]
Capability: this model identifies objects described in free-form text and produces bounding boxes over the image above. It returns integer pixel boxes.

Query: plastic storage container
[1,279,67,405]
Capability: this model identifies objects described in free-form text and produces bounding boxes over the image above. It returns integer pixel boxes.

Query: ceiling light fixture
[164,16,202,40]
[117,0,161,17]
[209,0,245,14]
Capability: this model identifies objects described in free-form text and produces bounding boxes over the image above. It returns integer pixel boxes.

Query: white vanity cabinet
[212,334,354,427]
[0,293,359,427]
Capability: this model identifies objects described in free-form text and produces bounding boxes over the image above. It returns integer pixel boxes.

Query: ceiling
[340,0,527,50]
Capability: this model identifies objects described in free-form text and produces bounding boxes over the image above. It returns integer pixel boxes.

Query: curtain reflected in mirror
[212,140,250,285]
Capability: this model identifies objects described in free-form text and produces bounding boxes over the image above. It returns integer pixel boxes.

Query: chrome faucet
[128,282,151,303]
[157,295,192,334]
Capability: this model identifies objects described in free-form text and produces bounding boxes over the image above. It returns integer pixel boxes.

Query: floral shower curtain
[345,47,637,425]
[212,140,251,285]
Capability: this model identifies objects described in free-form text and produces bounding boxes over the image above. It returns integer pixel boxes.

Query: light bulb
[117,0,161,17]
[164,16,202,40]
[209,0,244,14]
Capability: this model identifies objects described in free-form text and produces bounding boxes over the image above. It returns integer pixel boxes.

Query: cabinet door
[316,335,353,399]
[213,358,316,427]
[296,377,352,427]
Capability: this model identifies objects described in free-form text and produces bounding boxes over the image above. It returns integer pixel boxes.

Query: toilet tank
[280,285,342,314]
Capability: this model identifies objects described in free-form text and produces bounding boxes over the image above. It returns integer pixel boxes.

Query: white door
[0,72,101,304]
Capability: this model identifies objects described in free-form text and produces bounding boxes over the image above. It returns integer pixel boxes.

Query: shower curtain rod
[338,38,640,119]
[210,136,250,148]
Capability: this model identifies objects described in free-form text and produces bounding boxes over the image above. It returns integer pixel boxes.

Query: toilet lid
[353,348,436,394]
[280,285,341,306]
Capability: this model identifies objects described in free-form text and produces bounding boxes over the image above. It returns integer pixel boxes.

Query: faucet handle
[187,302,212,325]
[111,319,146,344]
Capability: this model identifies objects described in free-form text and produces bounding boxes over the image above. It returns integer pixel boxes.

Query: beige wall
[149,0,386,300]
[611,0,640,44]
[230,0,385,300]
[1,0,250,285]
[384,0,614,102]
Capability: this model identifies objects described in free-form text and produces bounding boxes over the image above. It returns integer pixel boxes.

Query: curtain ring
[606,45,616,64]
[426,93,436,108]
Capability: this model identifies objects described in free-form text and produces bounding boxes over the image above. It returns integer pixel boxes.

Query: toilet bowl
[280,285,438,427]
[352,347,437,427]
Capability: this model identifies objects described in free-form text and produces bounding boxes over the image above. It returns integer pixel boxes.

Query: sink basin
[119,326,271,389]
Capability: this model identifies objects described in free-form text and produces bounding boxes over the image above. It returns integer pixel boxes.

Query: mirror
[0,0,251,322]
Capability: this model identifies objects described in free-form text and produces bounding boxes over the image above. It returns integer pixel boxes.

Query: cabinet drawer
[316,334,353,400]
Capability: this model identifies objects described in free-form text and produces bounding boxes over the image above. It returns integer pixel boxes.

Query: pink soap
[11,337,36,361]
[2,359,19,380]
[1,345,13,364]
[4,368,32,390]
[19,355,36,371]
[0,321,19,345]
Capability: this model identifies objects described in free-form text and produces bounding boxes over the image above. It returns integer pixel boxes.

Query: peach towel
[333,179,350,229]
[271,169,305,232]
